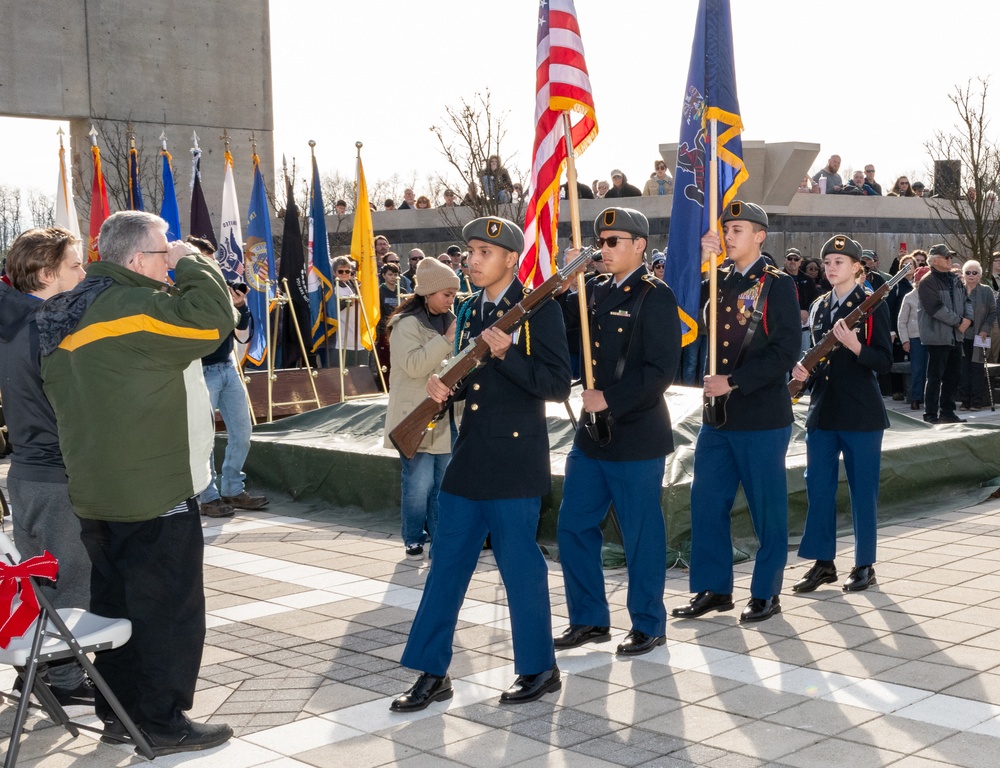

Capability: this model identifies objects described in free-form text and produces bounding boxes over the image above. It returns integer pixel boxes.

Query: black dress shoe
[739,596,781,623]
[937,412,967,424]
[616,630,666,656]
[791,562,838,593]
[843,565,877,592]
[553,624,611,649]
[140,719,233,757]
[670,590,734,618]
[390,673,453,712]
[499,665,560,704]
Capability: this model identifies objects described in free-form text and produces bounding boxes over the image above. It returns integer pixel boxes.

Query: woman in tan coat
[383,258,459,560]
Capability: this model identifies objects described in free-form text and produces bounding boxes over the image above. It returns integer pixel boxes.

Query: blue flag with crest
[308,154,337,352]
[664,0,747,345]
[244,155,276,366]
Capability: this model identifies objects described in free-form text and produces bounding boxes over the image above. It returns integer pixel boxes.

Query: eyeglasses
[142,250,169,255]
[409,256,422,262]
[653,263,665,269]
[899,181,909,186]
[596,236,635,248]
[865,168,875,173]
[965,270,981,276]
[336,269,352,275]
[384,259,399,264]
[785,256,801,262]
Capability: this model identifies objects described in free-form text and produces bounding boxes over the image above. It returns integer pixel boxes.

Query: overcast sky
[2,0,997,200]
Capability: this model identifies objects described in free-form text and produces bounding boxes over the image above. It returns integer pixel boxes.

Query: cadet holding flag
[554,207,681,657]
[672,201,800,623]
[390,217,571,712]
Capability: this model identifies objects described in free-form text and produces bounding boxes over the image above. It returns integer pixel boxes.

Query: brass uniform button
[725,324,731,330]
[470,403,479,411]
[512,431,519,438]
[722,358,729,364]
[617,327,623,333]
[594,341,600,348]
[496,310,504,317]
[723,341,729,347]
[473,383,480,391]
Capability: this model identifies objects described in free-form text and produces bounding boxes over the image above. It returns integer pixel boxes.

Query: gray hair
[98,211,168,266]
[332,255,353,271]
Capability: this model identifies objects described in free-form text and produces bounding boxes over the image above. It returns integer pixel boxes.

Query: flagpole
[561,113,596,391]
[706,118,719,386]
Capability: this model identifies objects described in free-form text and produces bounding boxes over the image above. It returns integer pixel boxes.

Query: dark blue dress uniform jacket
[570,268,681,461]
[441,279,571,500]
[704,258,801,431]
[803,286,893,432]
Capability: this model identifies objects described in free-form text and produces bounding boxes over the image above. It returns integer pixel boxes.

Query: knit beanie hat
[415,257,460,296]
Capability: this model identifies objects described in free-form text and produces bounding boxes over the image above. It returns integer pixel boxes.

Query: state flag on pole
[88,143,111,262]
[278,176,311,368]
[159,151,182,241]
[351,157,378,350]
[215,150,244,283]
[518,0,598,288]
[665,0,748,344]
[54,136,81,239]
[244,154,276,366]
[189,145,217,247]
[127,143,144,211]
[308,153,337,352]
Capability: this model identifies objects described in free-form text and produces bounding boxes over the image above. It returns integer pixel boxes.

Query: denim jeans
[680,333,706,386]
[399,451,449,547]
[908,337,927,402]
[200,360,252,501]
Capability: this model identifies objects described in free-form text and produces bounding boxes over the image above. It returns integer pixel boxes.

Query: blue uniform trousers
[798,428,883,566]
[400,491,555,677]
[689,424,792,599]
[557,447,667,635]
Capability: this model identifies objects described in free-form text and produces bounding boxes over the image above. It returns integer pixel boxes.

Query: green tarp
[231,388,1000,565]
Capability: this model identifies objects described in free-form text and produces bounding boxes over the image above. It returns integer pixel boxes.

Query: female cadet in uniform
[790,235,893,593]
[382,258,459,560]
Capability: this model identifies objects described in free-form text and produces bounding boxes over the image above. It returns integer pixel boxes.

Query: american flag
[518,0,598,287]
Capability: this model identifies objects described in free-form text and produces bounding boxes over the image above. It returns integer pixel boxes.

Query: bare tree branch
[923,78,1000,266]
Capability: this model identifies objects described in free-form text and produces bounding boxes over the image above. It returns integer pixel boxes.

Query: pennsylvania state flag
[664,0,747,345]
[244,154,276,366]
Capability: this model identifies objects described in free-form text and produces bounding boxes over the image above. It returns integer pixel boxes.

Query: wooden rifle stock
[789,262,913,398]
[389,246,598,458]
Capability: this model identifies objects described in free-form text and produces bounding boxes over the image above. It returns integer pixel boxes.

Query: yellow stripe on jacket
[58,314,221,352]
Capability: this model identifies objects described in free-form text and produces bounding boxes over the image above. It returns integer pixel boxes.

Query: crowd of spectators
[802,155,931,197]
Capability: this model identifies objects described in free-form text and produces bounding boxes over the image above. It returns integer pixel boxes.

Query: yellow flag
[351,157,379,350]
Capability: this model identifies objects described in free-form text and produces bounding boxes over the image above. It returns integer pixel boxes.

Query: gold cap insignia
[603,210,616,227]
[730,202,742,217]
[834,236,846,250]
[487,219,502,238]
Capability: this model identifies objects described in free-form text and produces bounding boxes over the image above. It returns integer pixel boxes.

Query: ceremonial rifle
[789,262,913,398]
[389,246,598,459]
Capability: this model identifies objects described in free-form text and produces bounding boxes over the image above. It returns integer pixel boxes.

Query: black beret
[721,200,768,229]
[463,216,524,253]
[594,207,649,238]
[821,234,863,261]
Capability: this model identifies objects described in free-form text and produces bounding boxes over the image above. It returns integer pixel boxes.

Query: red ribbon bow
[0,551,59,649]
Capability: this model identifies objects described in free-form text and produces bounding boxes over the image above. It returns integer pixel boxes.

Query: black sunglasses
[596,235,635,248]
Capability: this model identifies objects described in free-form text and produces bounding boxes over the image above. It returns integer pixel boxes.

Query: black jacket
[0,282,67,481]
[703,258,801,430]
[803,285,892,432]
[442,280,571,500]
[568,268,681,460]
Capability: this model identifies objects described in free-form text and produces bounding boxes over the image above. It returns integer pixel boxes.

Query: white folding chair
[0,529,154,765]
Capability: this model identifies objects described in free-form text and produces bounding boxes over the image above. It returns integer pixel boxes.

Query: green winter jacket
[40,255,237,522]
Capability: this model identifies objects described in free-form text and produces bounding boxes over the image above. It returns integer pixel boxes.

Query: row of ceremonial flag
[53,133,378,368]
[51,0,744,368]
